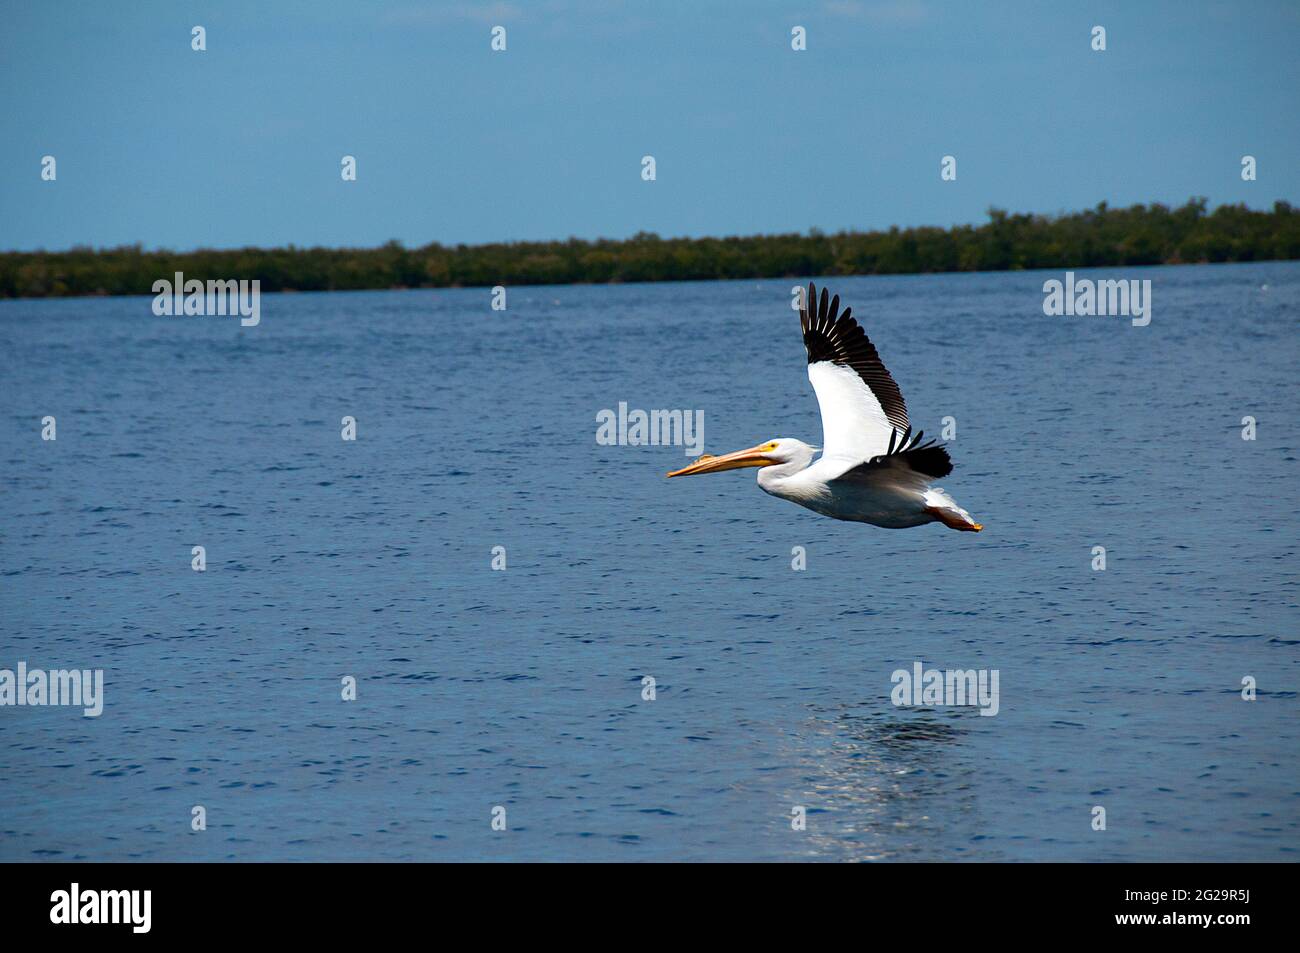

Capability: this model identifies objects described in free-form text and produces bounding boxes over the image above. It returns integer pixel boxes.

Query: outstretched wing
[800,282,908,463]
[830,426,953,491]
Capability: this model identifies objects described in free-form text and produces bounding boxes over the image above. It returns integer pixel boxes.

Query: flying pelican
[667,283,982,532]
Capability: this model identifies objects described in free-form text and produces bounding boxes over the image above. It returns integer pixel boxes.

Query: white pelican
[668,283,983,532]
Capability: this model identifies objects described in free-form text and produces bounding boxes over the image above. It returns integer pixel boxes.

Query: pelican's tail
[923,488,983,532]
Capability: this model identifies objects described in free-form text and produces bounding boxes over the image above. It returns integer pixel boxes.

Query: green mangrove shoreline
[2,199,1296,299]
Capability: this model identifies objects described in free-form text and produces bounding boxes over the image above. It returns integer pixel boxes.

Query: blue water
[1,263,1296,861]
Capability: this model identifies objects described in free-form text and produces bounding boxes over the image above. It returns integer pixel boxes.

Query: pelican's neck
[755,447,816,491]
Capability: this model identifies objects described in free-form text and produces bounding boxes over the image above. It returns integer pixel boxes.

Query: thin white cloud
[822,0,929,24]
[380,2,526,27]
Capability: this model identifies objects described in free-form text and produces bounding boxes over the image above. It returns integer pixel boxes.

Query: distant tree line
[2,199,1296,299]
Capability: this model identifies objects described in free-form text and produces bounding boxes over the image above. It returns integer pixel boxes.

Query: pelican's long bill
[667,444,776,478]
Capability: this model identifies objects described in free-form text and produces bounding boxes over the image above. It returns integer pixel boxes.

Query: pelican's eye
[762,442,779,452]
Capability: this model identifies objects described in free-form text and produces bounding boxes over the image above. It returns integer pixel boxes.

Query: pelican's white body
[753,440,975,529]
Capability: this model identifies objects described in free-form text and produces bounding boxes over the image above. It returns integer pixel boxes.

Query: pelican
[667,283,983,532]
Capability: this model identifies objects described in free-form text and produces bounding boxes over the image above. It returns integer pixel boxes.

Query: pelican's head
[667,438,814,478]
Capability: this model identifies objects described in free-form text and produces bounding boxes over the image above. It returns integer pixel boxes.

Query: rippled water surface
[1,264,1296,861]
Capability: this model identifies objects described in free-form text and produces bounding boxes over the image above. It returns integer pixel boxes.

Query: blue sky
[1,0,1296,251]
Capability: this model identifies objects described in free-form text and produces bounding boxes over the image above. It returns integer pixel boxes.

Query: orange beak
[667,445,777,478]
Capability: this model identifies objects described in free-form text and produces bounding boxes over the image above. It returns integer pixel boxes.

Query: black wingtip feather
[798,282,909,433]
[902,443,953,478]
